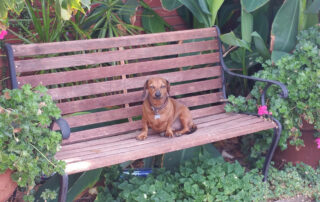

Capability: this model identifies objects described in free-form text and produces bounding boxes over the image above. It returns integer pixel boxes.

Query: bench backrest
[6,27,225,144]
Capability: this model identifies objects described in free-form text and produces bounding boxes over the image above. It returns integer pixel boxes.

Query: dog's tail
[186,123,197,135]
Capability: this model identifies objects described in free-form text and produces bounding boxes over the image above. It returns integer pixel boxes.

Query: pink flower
[315,138,320,149]
[258,105,272,116]
[0,30,8,40]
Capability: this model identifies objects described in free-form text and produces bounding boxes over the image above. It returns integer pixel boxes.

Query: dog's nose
[155,90,161,98]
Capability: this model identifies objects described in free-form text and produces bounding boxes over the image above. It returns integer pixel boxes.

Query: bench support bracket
[262,117,282,181]
[59,174,68,202]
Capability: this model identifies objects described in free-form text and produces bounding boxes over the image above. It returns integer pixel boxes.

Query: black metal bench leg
[262,118,282,181]
[58,174,68,202]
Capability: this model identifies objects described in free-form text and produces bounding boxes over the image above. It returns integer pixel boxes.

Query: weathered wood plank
[59,92,223,129]
[60,105,226,145]
[17,53,219,87]
[57,78,222,115]
[48,66,221,100]
[15,40,218,73]
[12,28,218,57]
[56,113,244,155]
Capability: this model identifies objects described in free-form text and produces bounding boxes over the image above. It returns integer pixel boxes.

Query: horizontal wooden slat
[12,28,217,57]
[59,92,223,129]
[59,115,259,160]
[17,53,219,87]
[57,78,222,115]
[60,105,226,145]
[57,113,241,154]
[48,66,221,100]
[59,113,235,152]
[15,40,218,73]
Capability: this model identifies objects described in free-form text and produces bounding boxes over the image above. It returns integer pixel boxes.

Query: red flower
[0,30,8,40]
[258,105,272,116]
[315,138,320,149]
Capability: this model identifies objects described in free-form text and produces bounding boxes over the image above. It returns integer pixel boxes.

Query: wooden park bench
[5,26,287,201]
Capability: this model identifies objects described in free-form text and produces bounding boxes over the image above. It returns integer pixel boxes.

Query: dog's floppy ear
[142,80,149,100]
[166,79,170,95]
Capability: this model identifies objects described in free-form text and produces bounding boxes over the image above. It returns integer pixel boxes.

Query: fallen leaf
[4,92,11,100]
[13,128,22,133]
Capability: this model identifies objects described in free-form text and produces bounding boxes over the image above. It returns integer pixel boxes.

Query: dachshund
[136,77,197,140]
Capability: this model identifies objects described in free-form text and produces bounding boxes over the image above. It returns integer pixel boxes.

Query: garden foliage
[225,25,320,160]
[96,153,320,201]
[0,85,65,200]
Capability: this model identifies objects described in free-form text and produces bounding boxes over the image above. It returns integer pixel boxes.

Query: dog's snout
[155,90,161,97]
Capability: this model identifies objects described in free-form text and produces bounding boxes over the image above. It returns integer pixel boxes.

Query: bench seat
[56,112,275,174]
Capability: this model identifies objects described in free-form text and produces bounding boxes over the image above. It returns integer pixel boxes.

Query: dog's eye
[161,85,166,88]
[150,86,155,89]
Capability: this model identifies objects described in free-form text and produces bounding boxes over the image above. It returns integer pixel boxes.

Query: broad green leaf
[241,8,253,44]
[142,9,165,33]
[160,0,183,11]
[251,31,270,59]
[305,0,320,14]
[220,31,251,51]
[198,0,211,15]
[241,0,269,12]
[178,0,210,27]
[271,50,290,63]
[67,168,103,202]
[208,0,224,26]
[253,12,269,43]
[271,0,299,53]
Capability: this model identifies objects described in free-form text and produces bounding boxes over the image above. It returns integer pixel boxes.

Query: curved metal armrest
[214,26,288,105]
[50,118,71,140]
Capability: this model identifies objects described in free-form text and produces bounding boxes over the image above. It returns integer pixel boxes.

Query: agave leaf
[160,0,183,11]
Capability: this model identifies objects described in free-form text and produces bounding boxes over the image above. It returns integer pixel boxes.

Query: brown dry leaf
[4,92,11,100]
[13,128,22,133]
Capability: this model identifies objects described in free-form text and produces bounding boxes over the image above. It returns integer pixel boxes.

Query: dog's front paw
[165,130,174,138]
[174,131,183,137]
[136,133,147,141]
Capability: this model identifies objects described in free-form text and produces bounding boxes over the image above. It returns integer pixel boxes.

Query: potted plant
[0,84,65,201]
[225,25,320,167]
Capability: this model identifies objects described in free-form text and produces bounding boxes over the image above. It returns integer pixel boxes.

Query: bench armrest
[50,118,71,140]
[214,26,288,106]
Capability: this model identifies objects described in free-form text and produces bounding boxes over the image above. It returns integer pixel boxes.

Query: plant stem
[28,142,56,168]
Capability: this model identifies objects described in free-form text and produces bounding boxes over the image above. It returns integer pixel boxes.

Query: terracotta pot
[0,169,17,202]
[273,120,320,168]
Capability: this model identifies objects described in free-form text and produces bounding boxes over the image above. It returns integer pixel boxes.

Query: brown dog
[136,77,197,140]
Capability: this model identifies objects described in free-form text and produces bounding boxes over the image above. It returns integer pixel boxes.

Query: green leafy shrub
[0,84,65,200]
[96,154,320,201]
[225,25,320,160]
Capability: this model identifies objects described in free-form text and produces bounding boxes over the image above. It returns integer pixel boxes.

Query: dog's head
[142,77,170,100]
